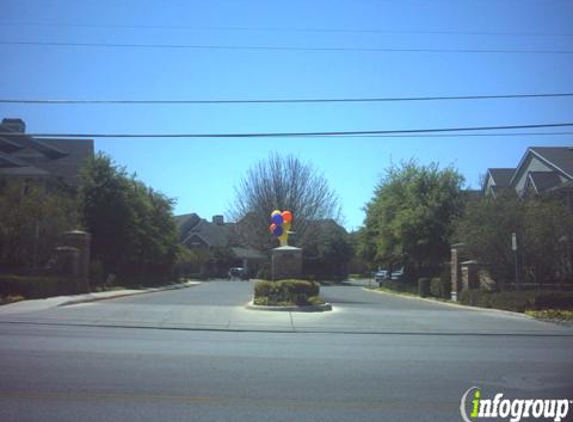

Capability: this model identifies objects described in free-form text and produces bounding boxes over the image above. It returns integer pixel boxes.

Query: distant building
[0,118,94,190]
[175,213,266,273]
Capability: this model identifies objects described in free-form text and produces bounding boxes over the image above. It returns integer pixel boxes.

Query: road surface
[1,281,572,421]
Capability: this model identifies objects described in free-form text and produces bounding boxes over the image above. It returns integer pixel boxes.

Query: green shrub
[253,279,320,306]
[418,278,431,298]
[0,274,82,299]
[380,278,418,294]
[430,277,451,299]
[459,289,573,312]
[256,266,272,281]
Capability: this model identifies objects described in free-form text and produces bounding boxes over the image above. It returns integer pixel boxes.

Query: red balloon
[269,223,277,232]
[282,210,293,223]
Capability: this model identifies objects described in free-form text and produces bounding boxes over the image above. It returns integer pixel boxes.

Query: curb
[58,281,201,307]
[245,300,332,312]
[362,287,539,321]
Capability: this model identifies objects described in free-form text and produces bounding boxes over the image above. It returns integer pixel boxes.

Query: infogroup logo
[460,386,571,422]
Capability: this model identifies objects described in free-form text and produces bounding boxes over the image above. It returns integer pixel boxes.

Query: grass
[365,286,419,298]
[525,309,573,323]
[0,295,25,305]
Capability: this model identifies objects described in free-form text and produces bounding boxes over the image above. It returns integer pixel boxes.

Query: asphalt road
[1,281,572,422]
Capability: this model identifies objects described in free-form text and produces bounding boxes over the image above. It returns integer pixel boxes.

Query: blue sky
[1,0,572,230]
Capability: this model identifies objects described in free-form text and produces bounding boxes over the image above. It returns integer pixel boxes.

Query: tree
[229,153,342,252]
[303,219,353,280]
[0,179,78,269]
[359,161,465,277]
[455,195,573,287]
[79,153,179,281]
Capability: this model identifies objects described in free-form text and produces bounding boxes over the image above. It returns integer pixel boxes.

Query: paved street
[1,281,572,421]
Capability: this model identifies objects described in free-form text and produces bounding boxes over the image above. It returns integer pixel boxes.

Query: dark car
[228,267,249,281]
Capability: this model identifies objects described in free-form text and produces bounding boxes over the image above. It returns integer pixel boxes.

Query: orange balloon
[282,210,293,223]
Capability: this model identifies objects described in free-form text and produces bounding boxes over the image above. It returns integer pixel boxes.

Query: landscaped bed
[251,279,331,311]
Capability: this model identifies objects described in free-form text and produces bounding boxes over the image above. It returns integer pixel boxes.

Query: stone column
[54,246,80,278]
[461,260,479,291]
[63,230,91,292]
[450,243,465,301]
[272,246,303,280]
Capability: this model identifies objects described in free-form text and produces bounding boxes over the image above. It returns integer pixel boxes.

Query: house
[0,118,94,190]
[483,168,515,198]
[175,213,265,274]
[484,147,573,209]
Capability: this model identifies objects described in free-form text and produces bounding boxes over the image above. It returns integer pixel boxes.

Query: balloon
[271,213,284,225]
[271,210,281,217]
[272,226,283,237]
[269,223,277,232]
[282,210,292,223]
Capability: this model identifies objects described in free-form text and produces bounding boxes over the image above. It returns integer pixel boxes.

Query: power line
[3,123,573,139]
[2,40,573,55]
[333,131,573,138]
[1,21,572,38]
[2,92,573,105]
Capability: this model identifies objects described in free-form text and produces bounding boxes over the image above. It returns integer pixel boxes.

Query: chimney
[1,118,26,133]
[212,215,224,226]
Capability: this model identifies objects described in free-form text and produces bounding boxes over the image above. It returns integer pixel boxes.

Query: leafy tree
[229,153,342,252]
[359,161,465,277]
[79,153,178,280]
[0,179,78,269]
[303,220,353,279]
[455,195,573,287]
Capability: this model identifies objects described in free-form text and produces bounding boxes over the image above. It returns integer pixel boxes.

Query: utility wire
[3,123,573,139]
[1,21,572,38]
[2,92,573,105]
[2,40,572,55]
[331,131,573,138]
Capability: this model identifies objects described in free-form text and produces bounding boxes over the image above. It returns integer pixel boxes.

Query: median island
[247,279,332,312]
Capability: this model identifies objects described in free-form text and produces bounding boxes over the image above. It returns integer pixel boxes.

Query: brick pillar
[272,246,303,280]
[63,230,91,292]
[450,243,465,301]
[461,260,479,291]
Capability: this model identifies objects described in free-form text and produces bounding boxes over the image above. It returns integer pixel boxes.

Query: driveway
[1,281,571,335]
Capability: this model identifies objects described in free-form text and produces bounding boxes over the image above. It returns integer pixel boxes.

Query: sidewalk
[0,281,201,315]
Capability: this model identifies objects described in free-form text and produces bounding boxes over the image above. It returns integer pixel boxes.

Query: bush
[380,278,418,294]
[253,279,320,305]
[459,289,573,312]
[0,274,82,299]
[430,277,451,299]
[256,266,272,281]
[418,278,431,298]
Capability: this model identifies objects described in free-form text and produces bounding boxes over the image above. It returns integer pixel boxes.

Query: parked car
[375,266,405,286]
[390,266,405,280]
[228,267,249,281]
[374,270,388,283]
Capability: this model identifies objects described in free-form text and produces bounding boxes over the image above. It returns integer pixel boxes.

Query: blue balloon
[271,213,284,225]
[272,226,283,237]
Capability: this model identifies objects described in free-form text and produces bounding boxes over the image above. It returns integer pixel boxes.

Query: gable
[511,153,556,194]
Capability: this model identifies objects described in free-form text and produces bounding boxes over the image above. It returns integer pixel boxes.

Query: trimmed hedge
[254,279,320,306]
[0,274,82,299]
[459,289,573,312]
[430,277,451,299]
[418,278,431,298]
